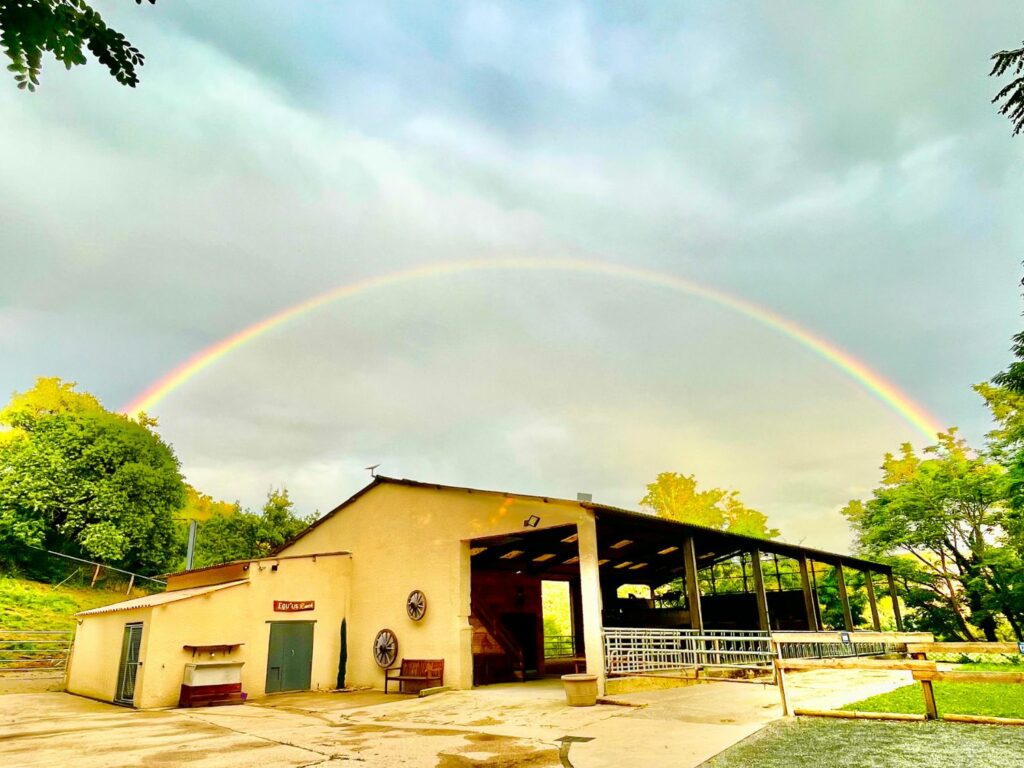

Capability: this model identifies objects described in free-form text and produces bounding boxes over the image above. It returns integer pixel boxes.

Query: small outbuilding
[67,476,897,707]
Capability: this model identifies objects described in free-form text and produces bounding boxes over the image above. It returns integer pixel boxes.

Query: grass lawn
[839,663,1024,719]
[703,718,1024,768]
[0,576,135,631]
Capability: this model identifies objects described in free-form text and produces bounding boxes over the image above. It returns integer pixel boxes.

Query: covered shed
[67,477,896,706]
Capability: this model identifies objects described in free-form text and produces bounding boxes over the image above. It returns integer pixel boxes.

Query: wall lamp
[523,515,541,528]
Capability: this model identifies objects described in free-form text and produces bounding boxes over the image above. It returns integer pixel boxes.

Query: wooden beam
[943,714,1024,726]
[835,562,853,631]
[912,669,1024,684]
[906,641,1021,655]
[864,570,881,631]
[887,572,903,631]
[794,709,926,722]
[750,550,770,632]
[798,555,818,631]
[682,536,703,631]
[776,658,936,672]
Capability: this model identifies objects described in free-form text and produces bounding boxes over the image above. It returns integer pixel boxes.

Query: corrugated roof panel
[76,580,249,617]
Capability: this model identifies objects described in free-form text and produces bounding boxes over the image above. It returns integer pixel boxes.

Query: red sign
[274,600,314,612]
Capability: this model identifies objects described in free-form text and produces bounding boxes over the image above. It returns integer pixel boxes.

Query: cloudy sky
[2,2,1023,551]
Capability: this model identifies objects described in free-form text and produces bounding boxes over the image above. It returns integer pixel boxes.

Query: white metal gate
[603,628,774,675]
[0,630,73,682]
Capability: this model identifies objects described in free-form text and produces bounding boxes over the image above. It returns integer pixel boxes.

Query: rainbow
[122,258,944,440]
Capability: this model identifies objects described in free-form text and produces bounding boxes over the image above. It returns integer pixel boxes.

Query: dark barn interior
[467,506,896,685]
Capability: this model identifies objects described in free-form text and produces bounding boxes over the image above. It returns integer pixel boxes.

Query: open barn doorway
[468,525,584,686]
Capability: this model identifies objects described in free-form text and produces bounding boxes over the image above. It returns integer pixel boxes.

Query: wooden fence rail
[772,632,1024,726]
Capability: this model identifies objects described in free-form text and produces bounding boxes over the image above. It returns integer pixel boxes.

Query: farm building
[66,476,897,708]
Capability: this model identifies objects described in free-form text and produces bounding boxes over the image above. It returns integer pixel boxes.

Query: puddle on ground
[437,744,560,768]
[466,717,504,726]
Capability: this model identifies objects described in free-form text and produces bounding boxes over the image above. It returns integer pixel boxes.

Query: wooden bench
[385,659,444,694]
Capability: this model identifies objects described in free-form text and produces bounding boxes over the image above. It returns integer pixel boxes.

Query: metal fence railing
[776,640,895,660]
[0,630,74,681]
[603,628,775,675]
[543,635,576,659]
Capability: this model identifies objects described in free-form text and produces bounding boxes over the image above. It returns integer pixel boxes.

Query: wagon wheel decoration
[373,628,398,668]
[406,590,427,621]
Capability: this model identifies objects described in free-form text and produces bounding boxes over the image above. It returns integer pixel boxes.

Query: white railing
[603,627,774,675]
[0,630,74,681]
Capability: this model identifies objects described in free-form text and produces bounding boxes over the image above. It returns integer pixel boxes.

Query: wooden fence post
[774,642,790,716]
[920,679,938,719]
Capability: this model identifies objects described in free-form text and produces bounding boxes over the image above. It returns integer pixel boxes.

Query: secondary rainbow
[122,258,945,440]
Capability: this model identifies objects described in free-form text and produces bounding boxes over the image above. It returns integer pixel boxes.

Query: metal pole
[750,550,770,632]
[887,571,903,631]
[798,555,818,631]
[864,570,881,631]
[683,536,703,631]
[186,519,198,571]
[835,562,854,631]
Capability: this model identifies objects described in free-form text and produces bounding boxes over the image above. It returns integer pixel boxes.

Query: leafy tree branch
[0,0,154,91]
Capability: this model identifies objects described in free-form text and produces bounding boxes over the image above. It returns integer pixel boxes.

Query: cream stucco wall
[66,604,153,705]
[67,554,351,708]
[278,482,605,693]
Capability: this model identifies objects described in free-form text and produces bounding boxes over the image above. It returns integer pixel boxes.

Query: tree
[816,566,867,630]
[640,471,780,539]
[177,485,238,523]
[0,0,154,91]
[0,377,186,574]
[191,487,314,569]
[992,41,1024,136]
[841,431,1022,641]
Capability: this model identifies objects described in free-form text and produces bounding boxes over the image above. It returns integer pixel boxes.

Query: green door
[266,622,314,693]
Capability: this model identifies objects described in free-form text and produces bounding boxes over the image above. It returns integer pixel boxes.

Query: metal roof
[76,580,249,617]
[279,476,889,572]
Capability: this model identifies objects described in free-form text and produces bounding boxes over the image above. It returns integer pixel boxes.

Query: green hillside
[0,576,136,631]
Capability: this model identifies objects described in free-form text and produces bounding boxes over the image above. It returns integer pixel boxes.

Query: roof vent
[577,492,592,502]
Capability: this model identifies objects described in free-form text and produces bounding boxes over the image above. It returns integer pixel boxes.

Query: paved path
[0,670,911,767]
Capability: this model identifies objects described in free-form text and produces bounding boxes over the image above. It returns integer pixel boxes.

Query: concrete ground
[0,670,911,768]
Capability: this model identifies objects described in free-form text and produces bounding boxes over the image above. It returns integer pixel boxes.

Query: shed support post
[798,555,818,631]
[887,572,903,631]
[683,536,703,631]
[577,516,606,695]
[835,562,854,631]
[750,550,770,632]
[864,570,881,631]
